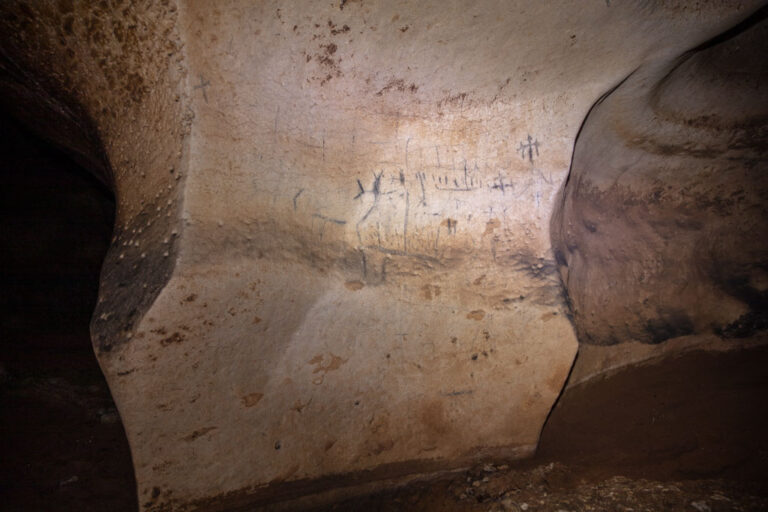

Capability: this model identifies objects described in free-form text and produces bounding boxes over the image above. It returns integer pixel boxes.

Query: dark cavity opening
[0,108,137,511]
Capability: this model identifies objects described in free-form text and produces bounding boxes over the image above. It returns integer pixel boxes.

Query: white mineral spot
[59,475,79,486]
[691,502,711,512]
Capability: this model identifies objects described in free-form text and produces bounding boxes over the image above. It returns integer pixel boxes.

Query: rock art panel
[1,0,765,510]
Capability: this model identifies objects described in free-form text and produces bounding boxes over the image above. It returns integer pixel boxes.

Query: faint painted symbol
[434,161,481,192]
[491,171,512,195]
[193,75,210,103]
[518,134,540,163]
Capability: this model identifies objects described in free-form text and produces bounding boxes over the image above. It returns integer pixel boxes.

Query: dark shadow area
[313,346,768,511]
[0,109,136,511]
[537,345,768,483]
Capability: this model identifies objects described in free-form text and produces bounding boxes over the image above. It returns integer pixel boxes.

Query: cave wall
[0,0,191,358]
[551,10,768,359]
[1,1,766,510]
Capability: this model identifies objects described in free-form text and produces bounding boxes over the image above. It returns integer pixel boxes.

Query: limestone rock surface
[0,1,764,510]
[552,12,768,346]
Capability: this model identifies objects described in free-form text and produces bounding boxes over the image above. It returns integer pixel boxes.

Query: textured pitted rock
[552,11,768,347]
[0,1,765,510]
[0,0,191,356]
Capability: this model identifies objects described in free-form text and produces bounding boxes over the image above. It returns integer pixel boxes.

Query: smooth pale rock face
[552,13,768,347]
[0,1,764,510]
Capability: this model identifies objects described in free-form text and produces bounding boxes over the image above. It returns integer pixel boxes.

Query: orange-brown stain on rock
[467,309,486,321]
[292,399,311,413]
[345,280,364,291]
[540,311,558,322]
[339,0,362,10]
[441,217,458,233]
[309,353,347,374]
[421,284,441,300]
[370,439,395,456]
[182,426,217,442]
[524,391,543,409]
[241,393,264,408]
[483,218,501,235]
[252,316,262,324]
[151,460,172,473]
[546,363,571,393]
[160,332,185,346]
[420,400,449,436]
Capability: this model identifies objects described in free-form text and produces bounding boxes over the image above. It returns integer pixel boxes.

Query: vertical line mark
[293,188,304,211]
[403,190,409,254]
[273,107,280,146]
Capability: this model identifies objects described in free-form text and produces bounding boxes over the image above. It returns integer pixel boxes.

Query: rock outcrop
[552,9,768,346]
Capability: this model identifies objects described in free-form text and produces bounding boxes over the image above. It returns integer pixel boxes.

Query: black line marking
[518,134,540,163]
[193,75,210,103]
[312,213,346,225]
[403,190,409,253]
[273,106,280,144]
[372,171,382,195]
[417,172,427,206]
[442,389,474,397]
[491,171,512,194]
[355,172,383,244]
[192,75,211,103]
[293,189,304,210]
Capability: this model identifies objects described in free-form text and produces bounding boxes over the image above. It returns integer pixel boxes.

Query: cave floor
[1,345,766,512]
